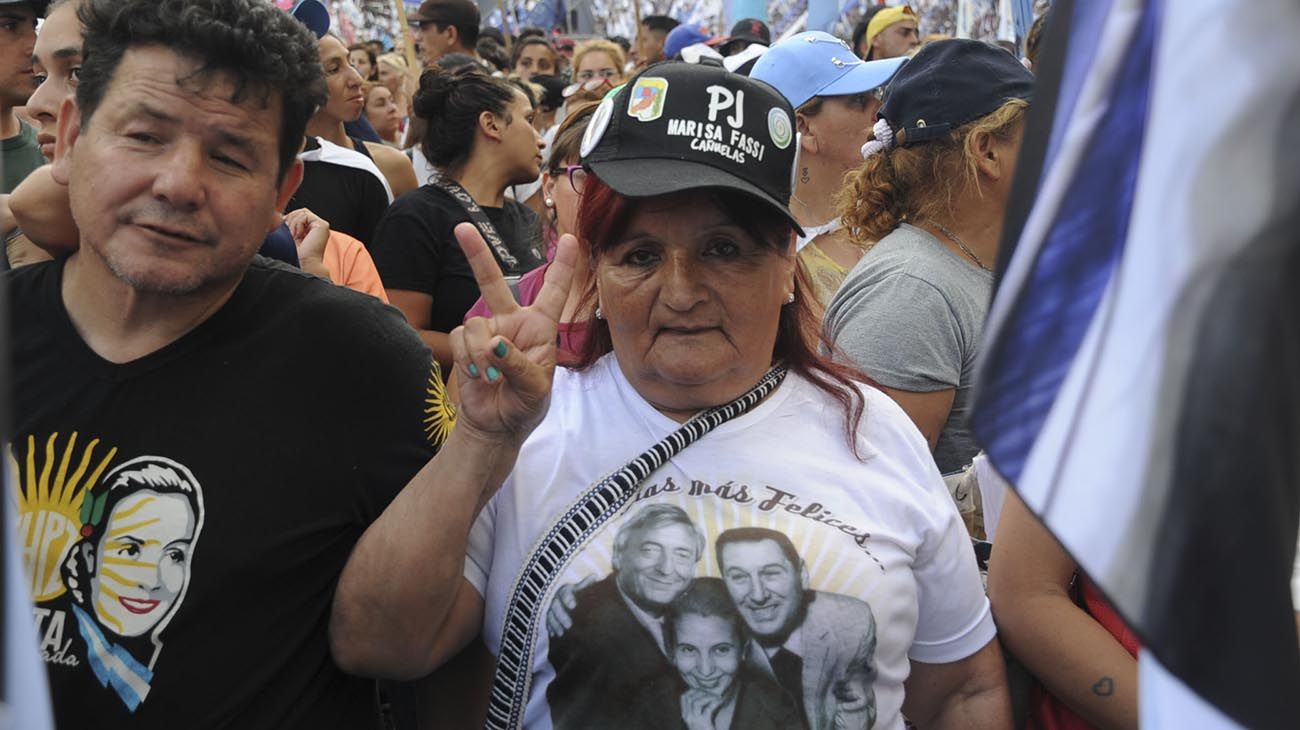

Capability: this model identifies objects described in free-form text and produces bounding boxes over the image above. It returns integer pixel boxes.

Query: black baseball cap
[410,0,478,28]
[881,39,1033,146]
[0,0,48,16]
[718,18,771,54]
[580,60,802,234]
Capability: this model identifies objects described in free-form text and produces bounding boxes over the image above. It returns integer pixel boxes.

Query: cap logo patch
[581,96,615,158]
[627,78,669,122]
[705,85,745,128]
[663,85,767,165]
[768,107,793,150]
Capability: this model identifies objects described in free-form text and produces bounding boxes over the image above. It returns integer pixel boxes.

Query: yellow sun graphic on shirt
[423,360,458,448]
[8,432,119,602]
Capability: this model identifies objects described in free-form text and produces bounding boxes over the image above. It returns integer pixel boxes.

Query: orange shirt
[324,231,388,303]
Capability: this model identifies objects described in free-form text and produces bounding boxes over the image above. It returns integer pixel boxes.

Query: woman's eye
[706,239,741,258]
[625,249,659,266]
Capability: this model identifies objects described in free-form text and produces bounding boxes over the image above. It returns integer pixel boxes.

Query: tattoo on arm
[1092,676,1115,697]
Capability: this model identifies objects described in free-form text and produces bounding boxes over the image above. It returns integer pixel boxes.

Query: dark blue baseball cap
[291,0,330,39]
[881,39,1033,146]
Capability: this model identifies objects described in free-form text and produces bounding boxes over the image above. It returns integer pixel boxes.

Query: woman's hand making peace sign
[448,222,579,441]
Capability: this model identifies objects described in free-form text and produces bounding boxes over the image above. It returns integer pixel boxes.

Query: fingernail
[493,341,508,358]
[486,366,501,382]
[468,363,480,378]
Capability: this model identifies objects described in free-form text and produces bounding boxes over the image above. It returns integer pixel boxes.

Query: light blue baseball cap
[751,31,907,110]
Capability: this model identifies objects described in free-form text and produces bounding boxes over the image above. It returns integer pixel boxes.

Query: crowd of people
[0,0,1172,729]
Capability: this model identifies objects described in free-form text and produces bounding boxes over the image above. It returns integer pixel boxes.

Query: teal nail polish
[467,363,480,378]
[494,341,508,358]
[486,366,501,382]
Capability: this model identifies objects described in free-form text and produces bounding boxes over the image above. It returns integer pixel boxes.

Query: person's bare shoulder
[365,142,419,197]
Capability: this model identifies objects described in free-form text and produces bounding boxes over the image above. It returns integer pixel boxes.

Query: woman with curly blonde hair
[826,39,1032,474]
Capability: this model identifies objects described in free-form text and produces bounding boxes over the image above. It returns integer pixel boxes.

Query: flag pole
[496,0,512,47]
[392,0,420,71]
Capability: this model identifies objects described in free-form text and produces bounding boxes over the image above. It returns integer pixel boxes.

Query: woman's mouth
[119,596,160,615]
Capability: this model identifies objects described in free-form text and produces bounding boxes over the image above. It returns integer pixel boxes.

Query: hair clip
[860,118,896,159]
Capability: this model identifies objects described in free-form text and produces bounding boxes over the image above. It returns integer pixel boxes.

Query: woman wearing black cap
[335,60,1011,730]
[829,39,1033,476]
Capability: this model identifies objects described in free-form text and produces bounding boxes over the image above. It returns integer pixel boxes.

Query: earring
[544,197,555,208]
[785,292,795,305]
[594,306,604,320]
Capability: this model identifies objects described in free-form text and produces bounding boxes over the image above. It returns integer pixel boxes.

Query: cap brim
[590,158,804,237]
[817,56,907,98]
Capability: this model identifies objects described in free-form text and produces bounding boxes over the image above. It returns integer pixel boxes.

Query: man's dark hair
[75,0,326,183]
[640,15,680,35]
[517,26,545,41]
[715,527,803,573]
[851,6,887,59]
[607,35,631,54]
[436,0,480,48]
[477,38,510,72]
[478,25,505,46]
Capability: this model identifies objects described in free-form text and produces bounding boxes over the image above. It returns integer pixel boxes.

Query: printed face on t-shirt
[718,538,807,642]
[614,521,699,610]
[88,491,196,638]
[670,613,741,696]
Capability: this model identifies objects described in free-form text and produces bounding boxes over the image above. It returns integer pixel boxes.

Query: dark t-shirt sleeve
[329,291,447,521]
[353,174,391,249]
[371,194,449,296]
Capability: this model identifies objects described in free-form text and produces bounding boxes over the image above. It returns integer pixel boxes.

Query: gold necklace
[930,221,991,272]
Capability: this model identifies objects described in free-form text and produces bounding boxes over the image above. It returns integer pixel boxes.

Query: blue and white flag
[973,0,1300,727]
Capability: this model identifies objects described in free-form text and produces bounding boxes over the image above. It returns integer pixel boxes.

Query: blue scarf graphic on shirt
[72,604,154,711]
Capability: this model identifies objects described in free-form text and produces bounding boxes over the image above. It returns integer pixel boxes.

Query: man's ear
[273,159,305,231]
[50,97,82,186]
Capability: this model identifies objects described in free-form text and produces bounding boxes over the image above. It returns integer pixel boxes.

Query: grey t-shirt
[824,223,993,473]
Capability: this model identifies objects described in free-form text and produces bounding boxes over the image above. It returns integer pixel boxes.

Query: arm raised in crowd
[988,492,1139,730]
[330,222,577,679]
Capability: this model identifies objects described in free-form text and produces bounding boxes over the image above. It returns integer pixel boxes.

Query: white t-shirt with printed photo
[466,354,995,730]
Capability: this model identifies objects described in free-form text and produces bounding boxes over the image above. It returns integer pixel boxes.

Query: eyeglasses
[410,19,440,30]
[561,165,588,194]
[576,68,620,82]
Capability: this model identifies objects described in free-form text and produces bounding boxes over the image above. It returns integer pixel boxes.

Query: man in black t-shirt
[6,2,456,728]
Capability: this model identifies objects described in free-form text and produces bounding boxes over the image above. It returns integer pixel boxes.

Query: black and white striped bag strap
[484,364,789,730]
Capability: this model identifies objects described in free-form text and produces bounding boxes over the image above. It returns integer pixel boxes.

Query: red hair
[571,175,875,453]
